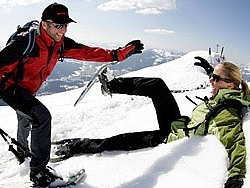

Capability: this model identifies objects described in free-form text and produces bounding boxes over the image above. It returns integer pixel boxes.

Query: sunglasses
[46,21,68,29]
[210,73,231,83]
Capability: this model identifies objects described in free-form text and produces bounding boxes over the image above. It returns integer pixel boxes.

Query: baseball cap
[42,3,76,24]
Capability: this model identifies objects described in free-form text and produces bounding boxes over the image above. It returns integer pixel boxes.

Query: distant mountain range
[36,48,250,96]
[0,48,249,99]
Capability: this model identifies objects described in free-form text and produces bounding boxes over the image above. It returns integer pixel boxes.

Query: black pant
[71,77,181,154]
[0,85,51,170]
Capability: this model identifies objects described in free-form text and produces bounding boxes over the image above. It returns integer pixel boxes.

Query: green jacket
[168,89,250,178]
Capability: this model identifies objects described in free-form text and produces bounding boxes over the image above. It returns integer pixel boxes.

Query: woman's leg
[56,77,181,156]
[108,77,181,135]
[69,130,166,155]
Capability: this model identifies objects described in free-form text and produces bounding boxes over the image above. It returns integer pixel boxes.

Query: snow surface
[0,50,249,188]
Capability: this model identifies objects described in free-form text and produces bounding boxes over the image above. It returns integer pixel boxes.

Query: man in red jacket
[0,3,143,186]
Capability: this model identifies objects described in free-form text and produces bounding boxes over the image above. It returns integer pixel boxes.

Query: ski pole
[0,128,28,164]
[185,95,197,106]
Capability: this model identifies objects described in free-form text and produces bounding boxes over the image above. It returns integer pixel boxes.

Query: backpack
[6,20,39,58]
[183,98,246,136]
[168,96,248,143]
[2,20,64,84]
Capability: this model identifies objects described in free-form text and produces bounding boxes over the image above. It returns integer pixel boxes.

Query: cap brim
[68,18,77,23]
[54,17,77,24]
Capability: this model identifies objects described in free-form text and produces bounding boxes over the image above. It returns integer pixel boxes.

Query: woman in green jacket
[55,58,250,188]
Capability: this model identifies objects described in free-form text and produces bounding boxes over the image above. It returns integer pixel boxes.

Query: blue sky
[0,0,249,64]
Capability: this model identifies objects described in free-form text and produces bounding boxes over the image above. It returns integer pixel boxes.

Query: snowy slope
[0,50,249,188]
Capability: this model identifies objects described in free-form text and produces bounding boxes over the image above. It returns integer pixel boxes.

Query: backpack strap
[183,122,203,137]
[16,21,39,81]
[183,97,245,137]
[22,21,39,58]
[203,99,244,135]
[58,42,64,62]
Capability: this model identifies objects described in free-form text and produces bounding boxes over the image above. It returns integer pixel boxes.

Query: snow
[0,50,249,188]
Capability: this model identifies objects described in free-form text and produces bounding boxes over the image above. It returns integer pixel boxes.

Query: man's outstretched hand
[112,40,144,61]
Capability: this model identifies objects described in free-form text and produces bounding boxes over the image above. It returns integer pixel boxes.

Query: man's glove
[112,40,144,62]
[224,176,244,188]
[194,56,214,76]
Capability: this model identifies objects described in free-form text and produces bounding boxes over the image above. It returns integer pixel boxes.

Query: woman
[55,58,250,188]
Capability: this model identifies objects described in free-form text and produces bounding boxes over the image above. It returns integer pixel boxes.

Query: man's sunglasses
[46,21,68,29]
[210,73,231,83]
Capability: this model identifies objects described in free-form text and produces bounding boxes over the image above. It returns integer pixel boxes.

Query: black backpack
[0,20,39,84]
[6,20,39,58]
[3,20,64,83]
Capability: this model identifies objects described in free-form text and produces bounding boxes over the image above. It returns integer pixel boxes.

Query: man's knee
[31,104,51,126]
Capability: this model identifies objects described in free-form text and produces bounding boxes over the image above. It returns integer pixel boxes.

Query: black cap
[42,3,76,24]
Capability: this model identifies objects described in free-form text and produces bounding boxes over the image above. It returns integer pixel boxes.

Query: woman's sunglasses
[46,21,68,29]
[210,73,231,83]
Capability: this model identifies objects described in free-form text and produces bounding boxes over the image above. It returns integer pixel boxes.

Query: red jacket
[0,26,129,94]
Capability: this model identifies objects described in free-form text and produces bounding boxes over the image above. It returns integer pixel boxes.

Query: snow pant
[0,84,51,170]
[71,77,181,154]
[16,110,31,152]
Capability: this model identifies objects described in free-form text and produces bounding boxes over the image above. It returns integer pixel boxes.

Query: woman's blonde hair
[220,62,250,95]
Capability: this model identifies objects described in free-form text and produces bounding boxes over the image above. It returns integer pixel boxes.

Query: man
[0,3,144,187]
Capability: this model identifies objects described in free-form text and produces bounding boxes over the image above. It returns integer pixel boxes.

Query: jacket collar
[212,89,250,106]
[39,24,64,47]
